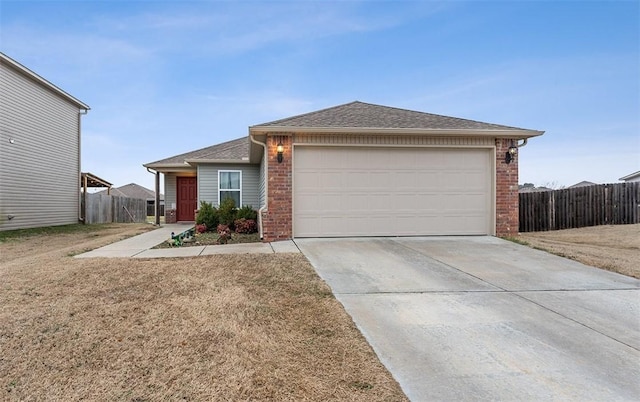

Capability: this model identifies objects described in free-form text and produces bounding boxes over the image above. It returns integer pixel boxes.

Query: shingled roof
[97,183,164,200]
[145,137,249,167]
[145,101,543,171]
[251,101,534,131]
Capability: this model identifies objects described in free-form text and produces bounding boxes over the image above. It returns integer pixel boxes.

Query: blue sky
[2,0,639,191]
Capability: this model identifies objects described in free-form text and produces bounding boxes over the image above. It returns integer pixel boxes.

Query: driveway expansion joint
[390,238,507,291]
[511,290,640,352]
[335,290,509,295]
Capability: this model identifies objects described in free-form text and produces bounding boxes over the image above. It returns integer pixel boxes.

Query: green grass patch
[0,224,116,242]
[502,236,530,246]
[146,215,166,224]
[350,381,374,390]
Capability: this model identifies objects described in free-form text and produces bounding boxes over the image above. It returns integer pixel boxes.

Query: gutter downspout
[250,134,268,239]
[78,109,88,223]
[146,167,161,225]
[517,138,528,148]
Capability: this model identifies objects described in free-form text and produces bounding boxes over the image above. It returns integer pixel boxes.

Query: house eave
[1,52,90,111]
[249,126,544,138]
[142,163,197,172]
[144,158,253,172]
[184,158,252,165]
[619,171,640,181]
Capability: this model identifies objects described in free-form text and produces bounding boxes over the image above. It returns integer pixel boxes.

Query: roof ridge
[252,100,531,131]
[353,101,524,129]
[251,101,361,127]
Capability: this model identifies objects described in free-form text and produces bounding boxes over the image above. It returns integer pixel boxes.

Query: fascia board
[250,126,545,138]
[142,163,196,172]
[618,171,640,181]
[184,159,252,165]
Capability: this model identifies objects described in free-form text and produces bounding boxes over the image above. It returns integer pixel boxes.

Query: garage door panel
[294,147,492,237]
[296,194,319,210]
[365,193,392,210]
[295,171,320,190]
[318,171,342,188]
[443,193,487,209]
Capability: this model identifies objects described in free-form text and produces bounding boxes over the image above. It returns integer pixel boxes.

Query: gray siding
[0,60,81,231]
[164,174,177,210]
[198,164,260,208]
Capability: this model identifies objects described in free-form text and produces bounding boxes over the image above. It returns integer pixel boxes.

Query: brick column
[262,135,293,241]
[165,209,177,224]
[495,138,519,237]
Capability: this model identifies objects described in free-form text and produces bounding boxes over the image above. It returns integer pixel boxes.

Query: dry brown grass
[0,224,407,401]
[517,224,640,279]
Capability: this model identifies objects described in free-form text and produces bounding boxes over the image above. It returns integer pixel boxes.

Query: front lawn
[516,223,640,278]
[0,223,117,242]
[0,226,407,401]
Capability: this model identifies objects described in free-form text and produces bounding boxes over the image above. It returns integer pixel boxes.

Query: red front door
[177,177,197,221]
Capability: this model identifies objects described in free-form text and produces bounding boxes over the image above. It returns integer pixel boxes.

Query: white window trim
[218,170,242,206]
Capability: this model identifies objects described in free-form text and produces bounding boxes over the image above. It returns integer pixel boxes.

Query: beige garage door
[293,146,493,237]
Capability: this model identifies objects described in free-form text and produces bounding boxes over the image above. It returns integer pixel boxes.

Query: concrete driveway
[295,236,640,401]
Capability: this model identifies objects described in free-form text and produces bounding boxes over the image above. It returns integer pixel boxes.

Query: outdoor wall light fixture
[505,142,518,164]
[276,142,284,163]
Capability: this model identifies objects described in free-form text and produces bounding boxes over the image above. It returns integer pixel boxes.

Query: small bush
[236,205,258,221]
[195,224,207,234]
[217,224,231,244]
[218,197,237,227]
[195,201,218,231]
[234,218,257,234]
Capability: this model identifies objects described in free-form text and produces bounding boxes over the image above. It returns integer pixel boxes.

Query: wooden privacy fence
[519,182,640,232]
[82,193,147,224]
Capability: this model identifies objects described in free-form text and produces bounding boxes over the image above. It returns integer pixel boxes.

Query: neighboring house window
[219,170,242,207]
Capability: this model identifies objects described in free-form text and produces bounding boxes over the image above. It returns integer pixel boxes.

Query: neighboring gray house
[619,171,640,183]
[519,184,552,193]
[0,53,90,231]
[568,181,597,188]
[145,101,544,240]
[96,183,165,215]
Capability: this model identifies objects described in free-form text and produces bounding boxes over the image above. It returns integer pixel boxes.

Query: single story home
[144,101,544,241]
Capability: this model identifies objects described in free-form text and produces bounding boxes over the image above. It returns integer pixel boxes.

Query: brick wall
[261,135,293,241]
[259,135,521,239]
[495,138,519,237]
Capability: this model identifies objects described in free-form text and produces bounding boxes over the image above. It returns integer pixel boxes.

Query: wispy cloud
[75,2,444,56]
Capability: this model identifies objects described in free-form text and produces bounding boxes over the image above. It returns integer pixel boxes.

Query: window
[219,170,242,207]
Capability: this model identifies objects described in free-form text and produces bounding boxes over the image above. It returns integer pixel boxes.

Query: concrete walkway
[75,223,299,258]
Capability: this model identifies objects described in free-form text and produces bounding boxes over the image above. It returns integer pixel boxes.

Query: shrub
[195,223,207,234]
[234,218,257,234]
[236,205,258,221]
[195,201,218,231]
[217,224,231,244]
[218,197,237,227]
